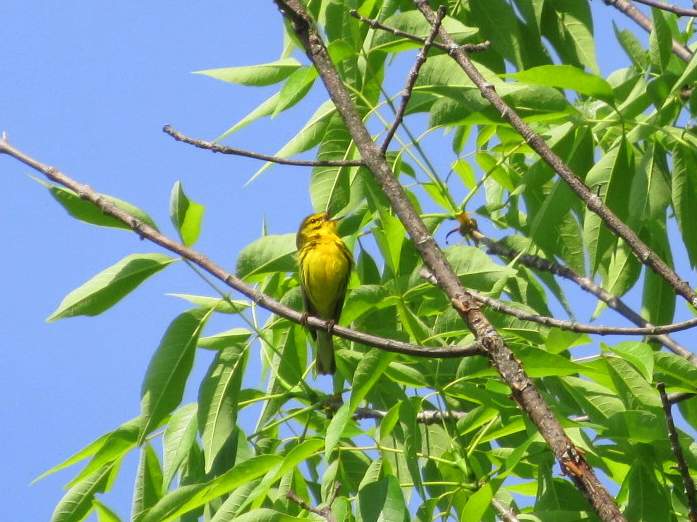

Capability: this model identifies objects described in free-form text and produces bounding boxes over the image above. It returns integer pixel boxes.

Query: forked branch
[0,137,483,361]
[273,0,625,519]
[415,0,696,312]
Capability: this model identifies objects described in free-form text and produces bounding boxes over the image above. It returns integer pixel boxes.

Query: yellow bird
[296,212,353,375]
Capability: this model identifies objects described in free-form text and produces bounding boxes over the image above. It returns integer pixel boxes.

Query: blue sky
[1,1,693,520]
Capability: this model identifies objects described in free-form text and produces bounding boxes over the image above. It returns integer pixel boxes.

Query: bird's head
[296,212,339,248]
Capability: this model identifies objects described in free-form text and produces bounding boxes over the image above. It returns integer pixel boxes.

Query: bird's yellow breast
[299,237,351,318]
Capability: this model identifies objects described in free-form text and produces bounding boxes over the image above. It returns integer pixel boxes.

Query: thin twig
[669,392,696,404]
[274,1,625,520]
[163,125,364,167]
[380,6,446,154]
[633,0,697,18]
[416,0,697,314]
[349,9,491,54]
[491,497,520,522]
[658,383,697,522]
[0,136,484,360]
[473,290,697,336]
[287,490,335,522]
[603,0,693,62]
[473,233,695,364]
[354,407,465,424]
[420,266,697,337]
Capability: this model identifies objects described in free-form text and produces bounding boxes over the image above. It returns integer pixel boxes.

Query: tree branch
[491,498,520,522]
[465,232,697,361]
[658,383,697,522]
[415,0,696,314]
[163,125,364,168]
[420,265,697,338]
[354,407,465,424]
[603,0,693,62]
[380,6,445,155]
[0,137,484,361]
[471,288,697,336]
[273,1,625,520]
[348,9,491,54]
[287,490,336,522]
[633,0,697,18]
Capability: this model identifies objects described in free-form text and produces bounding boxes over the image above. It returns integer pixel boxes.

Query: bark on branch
[473,232,696,364]
[658,383,697,522]
[273,1,625,519]
[603,0,693,62]
[163,125,364,167]
[0,138,484,361]
[414,0,696,313]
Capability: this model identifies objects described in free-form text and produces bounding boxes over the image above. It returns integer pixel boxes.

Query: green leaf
[215,92,280,142]
[169,181,204,247]
[350,349,396,411]
[325,402,352,460]
[671,48,697,94]
[132,443,163,522]
[139,307,215,443]
[444,245,516,291]
[672,144,697,267]
[583,140,632,274]
[358,475,406,522]
[250,100,336,181]
[195,58,301,86]
[641,224,676,326]
[614,23,649,69]
[606,356,662,411]
[309,114,355,216]
[67,417,142,487]
[33,420,122,483]
[370,11,477,53]
[142,454,282,522]
[198,328,253,351]
[236,233,297,281]
[452,158,477,189]
[33,177,158,231]
[162,404,198,490]
[462,482,499,521]
[166,294,249,314]
[605,342,654,382]
[516,346,584,378]
[649,8,672,72]
[48,253,176,322]
[548,0,599,74]
[620,460,672,522]
[51,464,114,522]
[93,501,121,522]
[273,66,317,116]
[228,509,318,522]
[507,65,613,102]
[199,343,248,472]
[372,211,405,275]
[208,481,260,522]
[469,0,523,68]
[654,352,697,390]
[607,410,666,443]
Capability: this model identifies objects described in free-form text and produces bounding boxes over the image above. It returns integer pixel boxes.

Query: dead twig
[658,383,697,522]
[163,125,364,167]
[380,6,445,154]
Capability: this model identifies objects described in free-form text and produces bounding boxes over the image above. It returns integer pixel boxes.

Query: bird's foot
[325,319,336,334]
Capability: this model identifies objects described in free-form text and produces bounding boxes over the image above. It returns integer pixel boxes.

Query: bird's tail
[315,330,336,375]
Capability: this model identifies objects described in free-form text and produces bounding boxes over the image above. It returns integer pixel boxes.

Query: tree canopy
[5,0,697,521]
